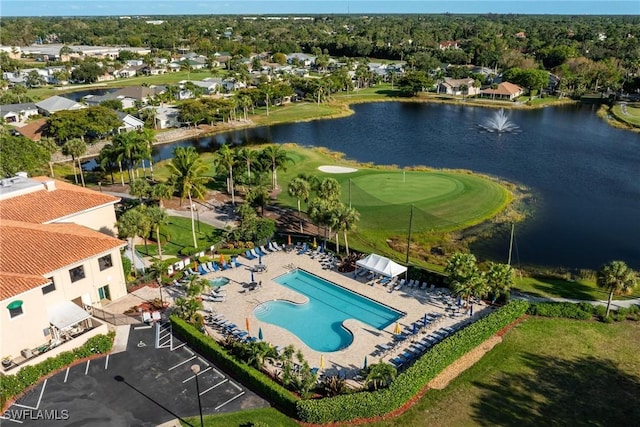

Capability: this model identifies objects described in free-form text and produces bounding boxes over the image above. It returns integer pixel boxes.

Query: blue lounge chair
[389,357,404,368]
[297,243,309,255]
[250,248,260,258]
[245,250,256,260]
[198,265,207,275]
[221,261,231,270]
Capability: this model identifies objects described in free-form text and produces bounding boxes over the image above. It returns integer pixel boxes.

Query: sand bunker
[318,165,358,174]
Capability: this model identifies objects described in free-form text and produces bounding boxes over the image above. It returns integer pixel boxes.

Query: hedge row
[526,301,595,319]
[1,333,114,408]
[296,300,530,423]
[170,316,298,417]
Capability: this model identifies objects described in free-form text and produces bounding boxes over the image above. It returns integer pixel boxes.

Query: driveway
[2,322,269,426]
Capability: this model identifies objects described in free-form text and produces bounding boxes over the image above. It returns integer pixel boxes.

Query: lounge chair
[272,241,283,251]
[267,241,279,252]
[420,282,428,290]
[260,245,271,254]
[198,265,208,275]
[245,250,256,260]
[187,268,198,276]
[152,311,161,322]
[297,243,309,255]
[389,357,404,368]
[202,263,212,273]
[204,261,214,272]
[220,261,231,270]
[250,248,260,258]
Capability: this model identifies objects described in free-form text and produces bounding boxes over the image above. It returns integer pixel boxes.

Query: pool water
[209,277,230,287]
[254,269,403,352]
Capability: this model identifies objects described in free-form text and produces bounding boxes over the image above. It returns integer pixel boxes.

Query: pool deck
[196,249,491,381]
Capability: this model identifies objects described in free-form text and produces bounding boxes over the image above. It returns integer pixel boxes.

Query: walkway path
[512,291,640,309]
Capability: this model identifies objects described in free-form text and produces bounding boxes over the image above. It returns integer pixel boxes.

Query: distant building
[480,82,524,100]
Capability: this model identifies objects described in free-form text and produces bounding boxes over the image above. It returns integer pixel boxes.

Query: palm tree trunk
[149,159,154,180]
[130,238,137,277]
[335,232,340,254]
[297,199,303,233]
[188,193,198,249]
[606,290,614,317]
[344,231,350,256]
[77,158,85,187]
[118,161,125,186]
[71,156,78,184]
[230,167,235,205]
[156,225,163,258]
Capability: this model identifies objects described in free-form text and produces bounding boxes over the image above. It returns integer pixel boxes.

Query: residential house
[286,53,316,67]
[116,111,145,133]
[143,105,181,129]
[0,102,39,123]
[0,174,127,369]
[438,78,481,96]
[35,96,84,115]
[14,118,47,141]
[479,82,524,100]
[438,40,460,50]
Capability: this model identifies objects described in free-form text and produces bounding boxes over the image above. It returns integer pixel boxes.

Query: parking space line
[0,415,23,424]
[214,391,245,410]
[199,378,227,396]
[184,347,193,356]
[171,342,186,351]
[85,360,90,375]
[105,354,109,370]
[13,379,47,410]
[168,355,196,371]
[64,367,70,383]
[134,325,153,330]
[181,366,212,383]
[211,367,223,377]
[228,380,243,392]
[197,356,209,367]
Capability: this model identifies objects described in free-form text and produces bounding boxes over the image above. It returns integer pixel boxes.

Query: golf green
[342,171,509,232]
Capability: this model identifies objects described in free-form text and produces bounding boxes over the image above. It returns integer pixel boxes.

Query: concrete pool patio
[188,248,491,380]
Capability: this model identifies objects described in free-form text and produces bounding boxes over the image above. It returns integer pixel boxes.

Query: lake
[106,102,640,270]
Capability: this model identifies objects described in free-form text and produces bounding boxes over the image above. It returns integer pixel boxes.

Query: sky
[1,1,639,17]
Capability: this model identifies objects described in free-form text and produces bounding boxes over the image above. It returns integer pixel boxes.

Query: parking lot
[2,323,269,426]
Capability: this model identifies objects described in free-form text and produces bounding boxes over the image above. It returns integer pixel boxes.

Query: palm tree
[167,146,210,248]
[445,252,486,305]
[336,205,360,256]
[215,144,237,204]
[261,145,291,190]
[62,138,87,186]
[597,261,638,317]
[365,362,396,390]
[145,206,169,258]
[150,183,174,208]
[246,184,270,216]
[129,178,151,204]
[317,177,341,201]
[116,207,149,277]
[484,262,514,303]
[236,147,259,184]
[98,143,119,184]
[288,177,311,232]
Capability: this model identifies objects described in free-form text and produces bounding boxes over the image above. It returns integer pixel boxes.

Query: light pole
[190,364,204,427]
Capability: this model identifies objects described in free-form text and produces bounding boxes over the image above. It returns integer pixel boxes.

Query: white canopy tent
[47,301,91,331]
[355,253,407,278]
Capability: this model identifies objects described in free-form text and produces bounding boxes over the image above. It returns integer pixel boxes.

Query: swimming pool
[254,269,403,352]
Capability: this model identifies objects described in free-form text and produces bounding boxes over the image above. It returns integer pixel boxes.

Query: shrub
[527,302,594,319]
[0,332,114,407]
[179,246,198,256]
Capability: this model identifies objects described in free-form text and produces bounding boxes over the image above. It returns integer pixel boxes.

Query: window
[98,254,113,271]
[42,280,56,295]
[69,265,85,283]
[7,300,23,318]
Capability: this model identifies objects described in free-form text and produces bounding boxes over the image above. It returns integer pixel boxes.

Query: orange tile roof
[15,118,47,141]
[481,82,523,96]
[0,272,49,300]
[0,220,126,300]
[0,177,119,224]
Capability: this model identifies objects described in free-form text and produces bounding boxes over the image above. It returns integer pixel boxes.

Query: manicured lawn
[611,103,640,127]
[365,318,640,427]
[514,276,640,301]
[182,407,299,427]
[135,215,224,257]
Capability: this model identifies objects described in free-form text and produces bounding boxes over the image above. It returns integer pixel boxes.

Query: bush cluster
[527,302,640,322]
[0,333,114,407]
[295,300,530,423]
[527,302,594,319]
[170,316,298,417]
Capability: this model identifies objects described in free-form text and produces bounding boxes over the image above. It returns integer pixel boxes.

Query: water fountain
[478,108,520,133]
